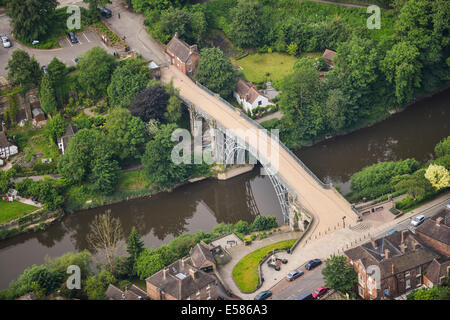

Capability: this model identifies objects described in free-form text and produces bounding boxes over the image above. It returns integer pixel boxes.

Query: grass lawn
[0,200,38,224]
[232,239,296,293]
[231,53,299,83]
[10,126,60,162]
[116,170,150,192]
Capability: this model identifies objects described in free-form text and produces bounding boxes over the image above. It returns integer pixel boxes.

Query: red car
[312,286,328,299]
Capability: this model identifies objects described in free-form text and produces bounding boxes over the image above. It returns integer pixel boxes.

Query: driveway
[0,13,114,77]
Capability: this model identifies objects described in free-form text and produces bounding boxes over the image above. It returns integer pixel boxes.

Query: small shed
[32,108,45,122]
[322,49,337,65]
[148,60,161,80]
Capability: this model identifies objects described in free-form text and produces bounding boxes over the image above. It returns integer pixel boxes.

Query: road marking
[66,38,73,47]
[83,32,90,43]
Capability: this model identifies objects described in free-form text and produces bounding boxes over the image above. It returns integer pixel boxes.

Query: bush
[234,220,250,235]
[251,216,278,232]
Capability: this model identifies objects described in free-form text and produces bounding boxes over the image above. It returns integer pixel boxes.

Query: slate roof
[57,125,78,147]
[16,292,37,300]
[416,211,450,246]
[345,230,439,279]
[425,258,450,285]
[235,79,266,104]
[146,259,215,300]
[105,284,150,300]
[190,242,215,268]
[166,33,199,63]
[0,131,12,148]
[322,49,336,62]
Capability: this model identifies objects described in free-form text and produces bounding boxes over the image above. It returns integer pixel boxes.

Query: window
[416,266,421,275]
[206,285,210,290]
[186,296,190,300]
[405,271,411,278]
[358,286,364,298]
[258,101,262,106]
[196,291,200,296]
[406,279,411,289]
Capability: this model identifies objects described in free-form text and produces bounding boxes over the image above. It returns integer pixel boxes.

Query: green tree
[141,123,191,189]
[135,249,166,280]
[230,0,264,48]
[159,8,207,44]
[193,47,237,98]
[9,265,63,298]
[7,49,41,86]
[107,58,150,108]
[84,269,116,300]
[47,57,66,85]
[234,220,250,235]
[126,227,145,276]
[105,107,147,161]
[89,148,120,195]
[45,114,67,141]
[435,136,450,158]
[322,255,357,294]
[382,41,422,104]
[77,47,116,98]
[393,172,431,199]
[324,88,346,133]
[425,164,450,190]
[129,85,170,122]
[7,0,58,42]
[83,0,111,18]
[165,95,183,124]
[286,42,298,56]
[40,74,58,115]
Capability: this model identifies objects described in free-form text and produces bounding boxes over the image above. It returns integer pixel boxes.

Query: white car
[1,34,11,48]
[411,215,425,227]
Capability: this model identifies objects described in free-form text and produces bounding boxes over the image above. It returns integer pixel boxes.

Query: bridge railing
[194,82,331,189]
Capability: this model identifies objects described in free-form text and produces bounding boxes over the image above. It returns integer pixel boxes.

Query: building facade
[233,79,273,114]
[165,32,201,76]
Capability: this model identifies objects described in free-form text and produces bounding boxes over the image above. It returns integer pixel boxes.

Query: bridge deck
[161,66,359,236]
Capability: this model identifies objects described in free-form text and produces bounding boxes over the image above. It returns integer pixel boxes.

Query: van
[296,292,314,300]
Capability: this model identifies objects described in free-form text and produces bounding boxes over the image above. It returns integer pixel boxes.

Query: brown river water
[0,89,448,289]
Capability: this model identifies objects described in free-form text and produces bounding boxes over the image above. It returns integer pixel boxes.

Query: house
[233,79,272,114]
[105,284,150,300]
[415,211,450,257]
[423,258,450,288]
[146,257,217,300]
[189,242,216,273]
[344,230,439,299]
[32,108,45,123]
[165,32,201,76]
[57,124,78,155]
[16,292,37,300]
[0,130,18,159]
[322,49,337,65]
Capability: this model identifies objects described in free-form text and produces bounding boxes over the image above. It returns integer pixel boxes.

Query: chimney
[181,257,189,268]
[399,243,407,253]
[163,268,168,280]
[189,268,198,280]
[436,217,443,226]
[189,44,198,54]
[371,238,377,249]
[391,263,395,274]
[174,32,179,38]
[384,249,390,259]
[401,230,408,244]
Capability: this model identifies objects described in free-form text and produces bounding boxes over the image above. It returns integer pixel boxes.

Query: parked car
[411,214,425,227]
[68,32,78,44]
[312,286,328,299]
[286,269,304,281]
[1,34,11,48]
[99,7,112,18]
[385,228,398,236]
[305,259,322,270]
[254,290,272,300]
[296,292,314,300]
[42,65,48,74]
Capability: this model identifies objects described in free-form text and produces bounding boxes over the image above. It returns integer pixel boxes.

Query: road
[269,264,325,300]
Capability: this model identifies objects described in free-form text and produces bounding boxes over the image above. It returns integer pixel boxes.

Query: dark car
[254,290,272,300]
[305,259,322,270]
[312,286,328,299]
[286,269,304,281]
[296,292,314,300]
[68,32,78,44]
[99,7,112,18]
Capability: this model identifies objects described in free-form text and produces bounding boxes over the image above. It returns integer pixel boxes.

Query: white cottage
[233,79,272,114]
[0,131,18,159]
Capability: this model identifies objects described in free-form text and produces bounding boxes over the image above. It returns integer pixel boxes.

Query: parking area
[268,262,325,300]
[0,12,115,77]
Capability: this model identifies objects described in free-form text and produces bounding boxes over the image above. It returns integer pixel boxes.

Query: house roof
[32,108,44,117]
[0,131,12,148]
[322,49,336,62]
[166,33,199,63]
[345,230,439,279]
[235,79,267,104]
[425,258,450,285]
[105,284,150,300]
[416,211,450,246]
[16,292,37,300]
[190,242,215,268]
[146,259,215,300]
[63,124,78,138]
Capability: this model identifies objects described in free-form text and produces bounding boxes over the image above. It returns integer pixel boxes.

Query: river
[0,89,448,289]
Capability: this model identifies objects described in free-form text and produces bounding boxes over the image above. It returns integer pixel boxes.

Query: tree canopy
[322,255,357,295]
[7,49,41,86]
[129,85,170,122]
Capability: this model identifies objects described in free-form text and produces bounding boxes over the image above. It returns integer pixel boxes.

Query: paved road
[269,264,325,300]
